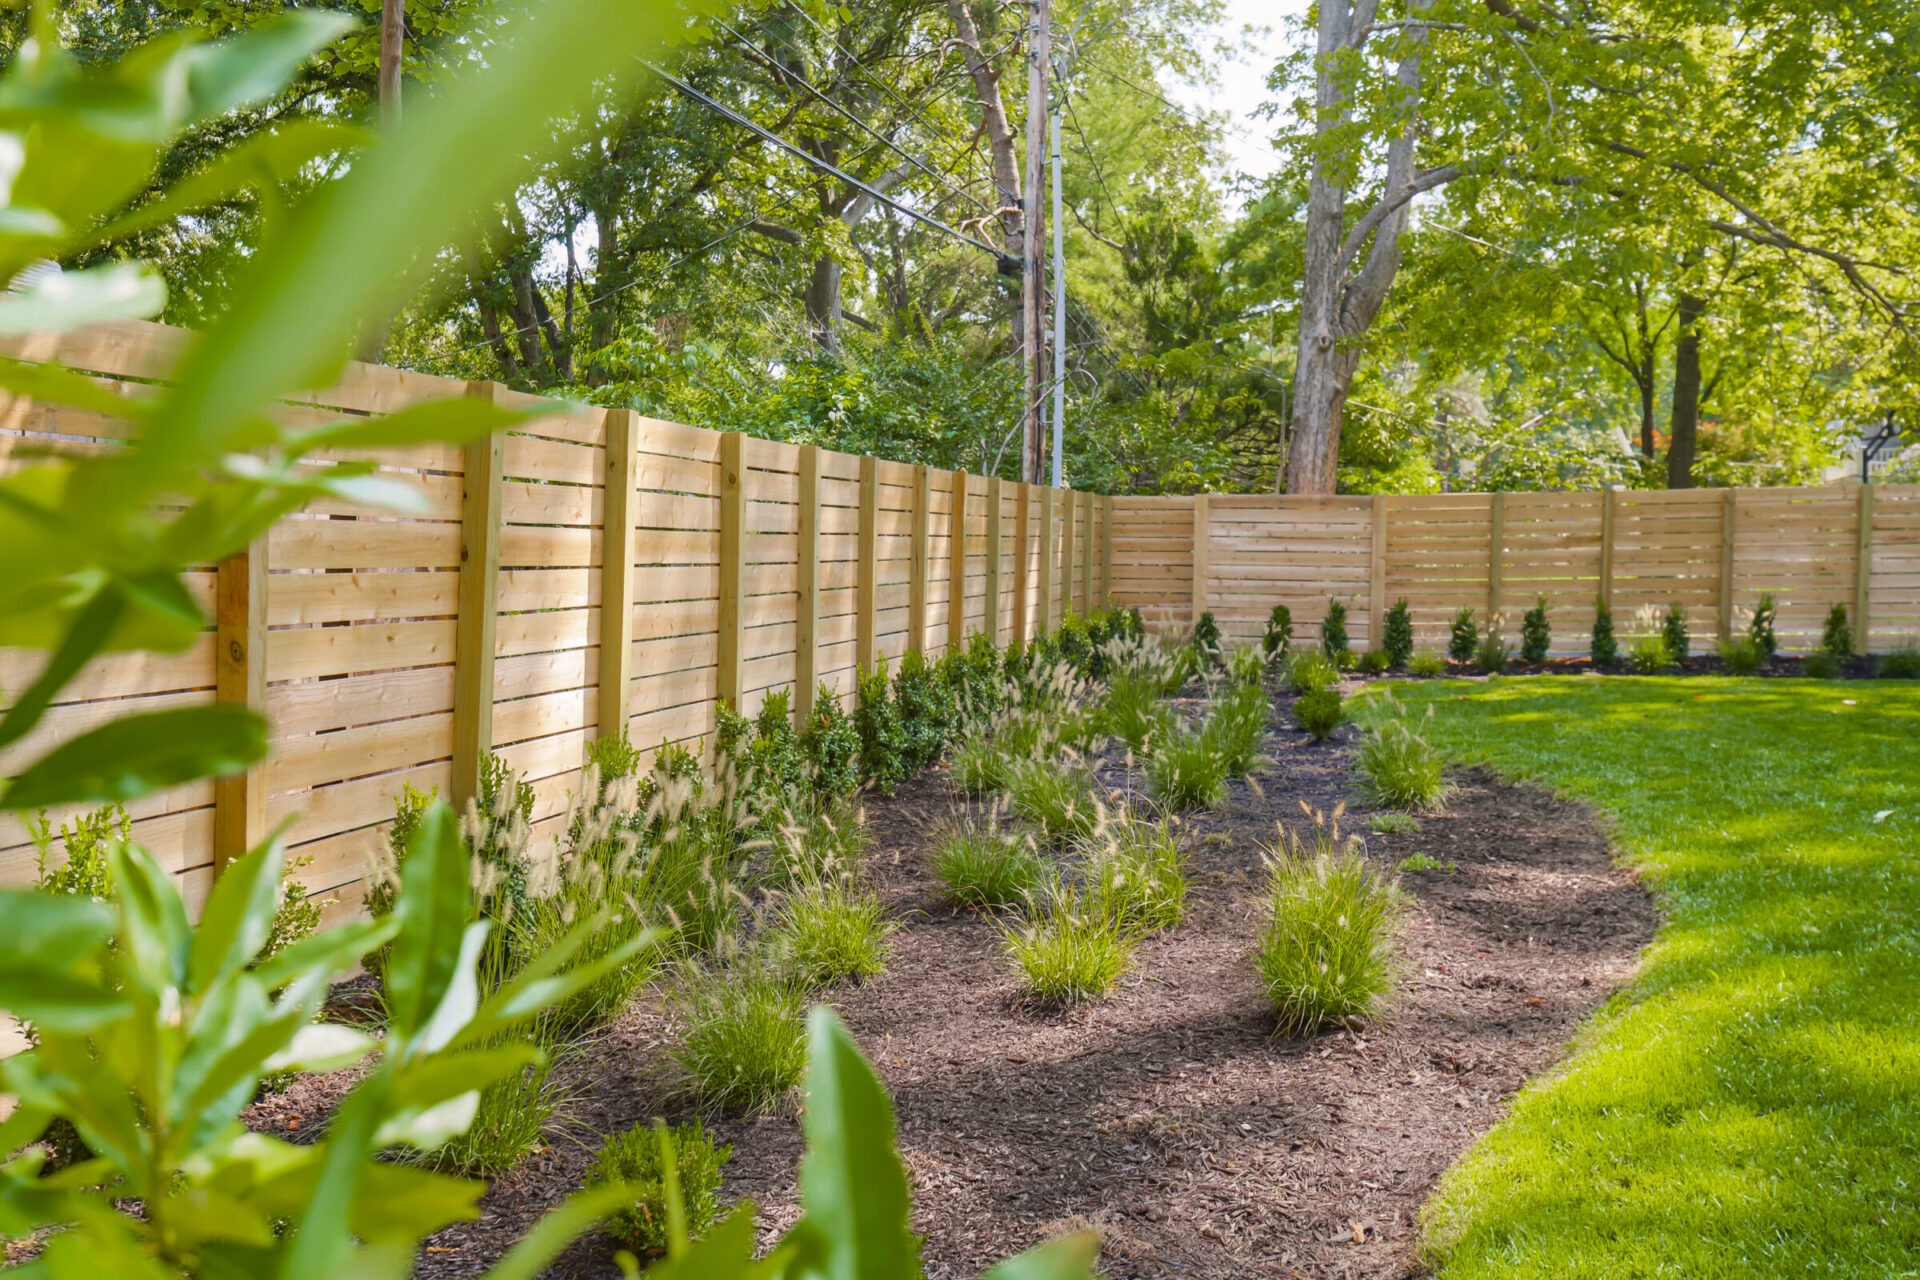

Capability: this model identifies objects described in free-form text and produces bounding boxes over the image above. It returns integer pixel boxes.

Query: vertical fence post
[795,445,820,723]
[1012,482,1030,644]
[1080,492,1094,614]
[453,383,506,810]
[985,476,1003,646]
[1191,492,1210,626]
[1037,486,1055,635]
[908,464,930,656]
[946,470,968,650]
[1856,482,1875,649]
[856,454,878,673]
[1599,488,1617,611]
[717,431,746,710]
[1060,487,1076,618]
[1099,495,1113,609]
[598,409,638,745]
[212,542,267,872]
[1369,494,1389,651]
[1487,490,1506,628]
[1718,488,1738,642]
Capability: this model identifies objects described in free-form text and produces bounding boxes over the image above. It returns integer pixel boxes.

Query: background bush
[1592,599,1619,666]
[1449,608,1479,663]
[1521,598,1551,663]
[1320,599,1350,657]
[1383,599,1414,667]
[1293,688,1345,741]
[588,1121,733,1258]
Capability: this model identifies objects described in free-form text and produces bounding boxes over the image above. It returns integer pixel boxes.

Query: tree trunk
[806,256,844,352]
[1667,292,1704,488]
[1638,355,1656,457]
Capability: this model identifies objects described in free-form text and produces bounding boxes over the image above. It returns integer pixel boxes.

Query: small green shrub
[1383,599,1414,667]
[1370,811,1423,835]
[1353,699,1453,811]
[933,815,1046,907]
[31,802,125,900]
[1286,648,1339,695]
[1520,597,1551,663]
[1332,647,1357,671]
[1750,592,1779,658]
[1397,853,1455,872]
[588,1121,733,1259]
[673,965,809,1113]
[1262,603,1294,661]
[1081,820,1188,933]
[894,648,957,772]
[855,660,908,794]
[1475,632,1510,675]
[1591,598,1619,666]
[1718,631,1763,676]
[1293,688,1345,741]
[1320,599,1350,657]
[1821,602,1854,658]
[1191,609,1222,659]
[1004,899,1136,1005]
[1876,643,1920,679]
[1448,608,1479,663]
[1803,648,1842,680]
[1144,726,1231,811]
[1628,632,1671,675]
[1257,828,1404,1035]
[717,690,805,808]
[1662,602,1691,665]
[1004,755,1108,842]
[802,683,862,797]
[767,878,894,989]
[1356,649,1392,675]
[1408,650,1447,678]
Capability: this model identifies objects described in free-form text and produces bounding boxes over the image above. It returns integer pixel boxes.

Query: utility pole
[379,0,404,125]
[1021,0,1049,485]
[1050,109,1065,489]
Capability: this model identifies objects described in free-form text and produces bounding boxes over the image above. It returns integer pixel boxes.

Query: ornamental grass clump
[1293,688,1344,741]
[1476,631,1510,675]
[587,1121,732,1259]
[1355,649,1392,675]
[1877,642,1920,679]
[933,812,1047,908]
[1286,648,1339,695]
[672,962,808,1114]
[1145,726,1231,811]
[1080,819,1188,933]
[1719,629,1764,676]
[1353,696,1454,811]
[1408,650,1447,678]
[1803,649,1842,680]
[422,1035,575,1175]
[1003,754,1108,843]
[1627,611,1672,674]
[1202,680,1272,774]
[1097,671,1179,751]
[1003,885,1137,1005]
[1256,816,1404,1036]
[765,877,894,990]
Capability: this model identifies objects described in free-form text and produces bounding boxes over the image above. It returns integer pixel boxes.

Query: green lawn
[1374,676,1920,1279]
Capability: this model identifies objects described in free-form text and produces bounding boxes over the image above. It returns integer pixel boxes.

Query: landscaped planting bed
[234,618,1657,1279]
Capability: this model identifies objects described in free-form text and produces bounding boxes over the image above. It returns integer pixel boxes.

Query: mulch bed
[249,680,1658,1279]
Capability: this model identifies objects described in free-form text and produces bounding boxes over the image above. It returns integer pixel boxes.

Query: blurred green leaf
[1,705,266,810]
[187,832,287,992]
[478,1184,636,1280]
[0,583,123,750]
[287,397,546,458]
[0,357,149,419]
[0,263,166,335]
[974,1234,1100,1280]
[379,803,473,1046]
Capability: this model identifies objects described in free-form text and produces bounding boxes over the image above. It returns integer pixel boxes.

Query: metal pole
[1050,110,1065,489]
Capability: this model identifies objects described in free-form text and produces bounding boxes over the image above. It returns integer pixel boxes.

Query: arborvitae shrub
[1191,609,1222,659]
[802,684,861,797]
[1591,599,1619,666]
[1821,602,1854,658]
[1448,608,1479,664]
[1750,593,1778,659]
[1662,602,1690,664]
[1262,603,1294,661]
[854,661,907,794]
[1520,597,1551,663]
[1383,599,1414,667]
[1320,599,1350,658]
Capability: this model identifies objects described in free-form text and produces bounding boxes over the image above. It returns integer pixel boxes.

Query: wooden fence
[0,321,1112,923]
[1107,487,1920,656]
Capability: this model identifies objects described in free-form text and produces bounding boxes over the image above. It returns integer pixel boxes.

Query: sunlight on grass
[1371,677,1920,1279]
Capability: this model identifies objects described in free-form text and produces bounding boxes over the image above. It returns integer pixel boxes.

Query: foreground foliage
[1398,678,1920,1280]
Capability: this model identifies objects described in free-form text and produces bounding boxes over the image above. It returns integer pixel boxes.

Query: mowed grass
[1376,677,1920,1279]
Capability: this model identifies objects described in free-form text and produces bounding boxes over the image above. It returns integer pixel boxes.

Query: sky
[1165,0,1309,185]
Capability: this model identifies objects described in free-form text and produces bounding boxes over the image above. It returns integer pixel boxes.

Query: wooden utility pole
[1020,0,1049,484]
[379,0,404,124]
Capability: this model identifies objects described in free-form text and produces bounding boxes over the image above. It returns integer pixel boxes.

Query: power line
[645,60,1015,265]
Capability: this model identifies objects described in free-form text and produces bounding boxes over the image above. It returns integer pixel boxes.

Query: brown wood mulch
[248,681,1657,1279]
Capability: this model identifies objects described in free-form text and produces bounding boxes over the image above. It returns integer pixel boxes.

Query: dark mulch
[250,682,1657,1279]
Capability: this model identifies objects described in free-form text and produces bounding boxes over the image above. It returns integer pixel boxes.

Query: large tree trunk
[1281,0,1447,495]
[806,256,844,351]
[1666,291,1705,488]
